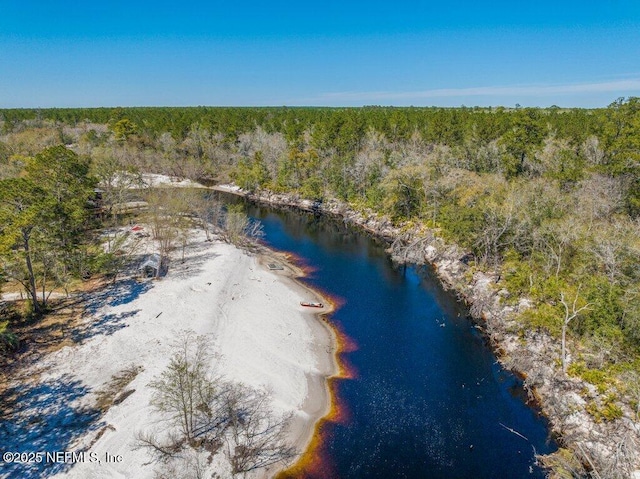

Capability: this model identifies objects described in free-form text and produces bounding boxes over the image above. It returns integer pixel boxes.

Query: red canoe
[300,302,324,308]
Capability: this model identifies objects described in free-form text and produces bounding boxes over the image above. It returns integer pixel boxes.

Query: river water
[238,200,556,479]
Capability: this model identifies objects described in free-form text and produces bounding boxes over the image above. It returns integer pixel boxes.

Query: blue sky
[1,1,639,108]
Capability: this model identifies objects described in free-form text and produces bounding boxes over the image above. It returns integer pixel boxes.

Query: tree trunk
[560,288,591,375]
[561,321,567,374]
[42,266,46,305]
[22,228,41,315]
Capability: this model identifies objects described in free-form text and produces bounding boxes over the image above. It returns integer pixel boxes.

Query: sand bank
[6,232,336,478]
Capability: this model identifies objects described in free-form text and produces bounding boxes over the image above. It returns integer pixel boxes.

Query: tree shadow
[166,238,221,280]
[71,309,141,344]
[81,278,152,317]
[0,374,103,478]
[169,250,221,280]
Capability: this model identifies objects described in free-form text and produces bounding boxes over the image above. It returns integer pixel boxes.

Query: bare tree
[575,174,624,231]
[92,147,145,223]
[535,216,582,278]
[146,189,194,275]
[139,332,296,477]
[192,194,223,241]
[99,228,146,284]
[560,286,592,374]
[529,134,567,177]
[475,203,515,267]
[237,127,287,179]
[151,448,212,479]
[588,219,637,285]
[582,135,605,168]
[470,179,528,267]
[224,385,296,477]
[148,332,224,443]
[222,205,264,249]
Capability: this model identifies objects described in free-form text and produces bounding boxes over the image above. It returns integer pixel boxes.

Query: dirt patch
[95,365,144,412]
[0,278,111,389]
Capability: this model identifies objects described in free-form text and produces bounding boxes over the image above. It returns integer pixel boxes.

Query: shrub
[586,396,623,422]
[522,302,563,336]
[0,320,19,356]
[567,362,611,394]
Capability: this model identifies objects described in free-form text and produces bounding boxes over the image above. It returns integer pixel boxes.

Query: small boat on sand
[300,301,324,308]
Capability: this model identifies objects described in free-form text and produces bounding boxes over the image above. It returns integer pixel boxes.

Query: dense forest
[1,100,639,435]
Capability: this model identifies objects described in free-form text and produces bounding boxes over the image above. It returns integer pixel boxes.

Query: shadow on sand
[0,374,103,478]
[0,241,222,478]
[81,278,152,317]
[71,309,141,344]
[0,278,152,478]
[168,239,221,280]
[67,278,152,345]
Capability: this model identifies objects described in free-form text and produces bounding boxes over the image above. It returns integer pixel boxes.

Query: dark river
[236,198,556,479]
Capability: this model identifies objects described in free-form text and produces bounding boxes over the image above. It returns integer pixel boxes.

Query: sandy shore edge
[254,249,339,479]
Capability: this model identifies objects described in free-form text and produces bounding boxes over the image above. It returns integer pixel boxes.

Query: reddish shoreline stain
[283,251,318,276]
[274,252,356,479]
[276,323,356,479]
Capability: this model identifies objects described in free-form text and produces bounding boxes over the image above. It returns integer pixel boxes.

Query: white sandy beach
[7,231,336,479]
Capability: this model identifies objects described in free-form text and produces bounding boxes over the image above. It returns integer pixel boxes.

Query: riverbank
[214,184,640,479]
[0,229,338,479]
